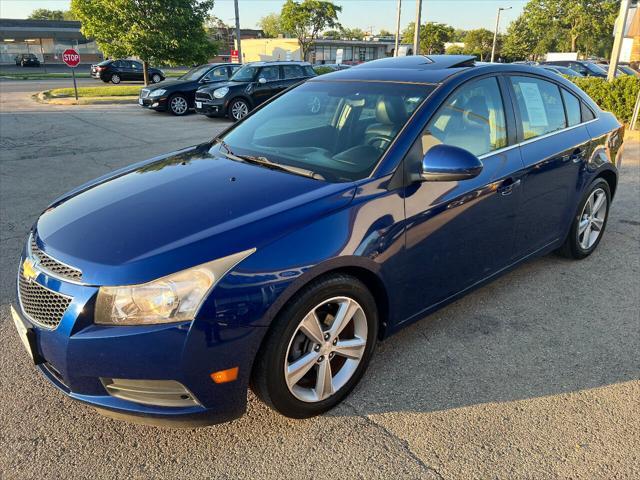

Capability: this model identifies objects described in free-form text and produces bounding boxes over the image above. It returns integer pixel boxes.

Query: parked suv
[139,63,240,115]
[541,60,607,77]
[15,54,40,67]
[195,61,316,120]
[91,59,165,84]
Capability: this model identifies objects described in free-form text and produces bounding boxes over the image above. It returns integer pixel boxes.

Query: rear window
[510,76,566,140]
[97,60,112,66]
[561,89,581,127]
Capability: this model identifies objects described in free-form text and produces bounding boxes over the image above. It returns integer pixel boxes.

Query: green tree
[402,22,454,54]
[322,29,342,39]
[341,27,366,40]
[445,45,466,55]
[71,0,217,85]
[280,0,341,60]
[501,16,537,61]
[451,28,468,42]
[28,9,66,20]
[464,28,495,61]
[378,29,393,37]
[259,13,283,38]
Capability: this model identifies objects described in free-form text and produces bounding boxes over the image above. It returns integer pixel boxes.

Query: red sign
[62,48,81,68]
[230,49,239,63]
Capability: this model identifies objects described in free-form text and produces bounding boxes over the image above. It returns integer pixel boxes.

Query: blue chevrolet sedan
[12,55,623,426]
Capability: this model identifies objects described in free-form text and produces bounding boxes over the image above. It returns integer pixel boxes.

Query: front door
[398,76,524,323]
[253,65,281,105]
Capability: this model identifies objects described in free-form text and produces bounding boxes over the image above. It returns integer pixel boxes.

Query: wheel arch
[596,168,617,199]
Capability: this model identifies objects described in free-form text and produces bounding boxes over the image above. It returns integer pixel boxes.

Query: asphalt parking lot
[0,79,639,479]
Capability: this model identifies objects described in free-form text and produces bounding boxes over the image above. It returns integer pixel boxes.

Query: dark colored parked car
[541,65,584,77]
[15,53,40,67]
[12,55,623,427]
[541,60,607,77]
[138,63,240,116]
[91,59,165,84]
[195,61,316,120]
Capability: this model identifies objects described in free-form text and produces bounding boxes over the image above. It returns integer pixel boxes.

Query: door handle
[498,178,521,196]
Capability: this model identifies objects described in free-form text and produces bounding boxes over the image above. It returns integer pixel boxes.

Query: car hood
[145,78,195,91]
[198,80,249,93]
[35,145,355,285]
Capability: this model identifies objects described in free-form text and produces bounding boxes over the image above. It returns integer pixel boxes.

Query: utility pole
[234,0,243,64]
[413,0,422,55]
[491,6,511,63]
[394,0,402,56]
[608,0,630,81]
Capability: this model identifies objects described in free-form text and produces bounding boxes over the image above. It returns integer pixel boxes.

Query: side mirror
[415,144,483,182]
[258,77,267,84]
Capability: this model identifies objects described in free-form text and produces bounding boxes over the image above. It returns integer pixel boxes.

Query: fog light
[210,367,239,384]
[100,378,200,407]
[152,102,159,107]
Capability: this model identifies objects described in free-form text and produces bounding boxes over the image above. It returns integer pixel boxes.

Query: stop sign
[62,49,80,68]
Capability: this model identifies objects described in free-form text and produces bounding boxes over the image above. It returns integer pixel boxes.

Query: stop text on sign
[62,49,80,67]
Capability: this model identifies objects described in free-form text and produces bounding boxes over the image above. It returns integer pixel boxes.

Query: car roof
[245,61,312,67]
[309,55,566,85]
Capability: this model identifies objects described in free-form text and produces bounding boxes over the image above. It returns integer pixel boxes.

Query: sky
[0,0,526,33]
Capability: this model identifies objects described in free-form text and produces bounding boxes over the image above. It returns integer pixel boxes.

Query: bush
[313,66,335,75]
[567,75,640,124]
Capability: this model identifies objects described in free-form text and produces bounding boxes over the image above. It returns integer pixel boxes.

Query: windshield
[179,64,212,81]
[217,81,433,182]
[230,65,259,82]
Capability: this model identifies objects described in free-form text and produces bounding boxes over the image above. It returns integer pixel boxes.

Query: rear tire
[151,73,162,84]
[252,274,378,419]
[557,178,611,259]
[110,73,121,84]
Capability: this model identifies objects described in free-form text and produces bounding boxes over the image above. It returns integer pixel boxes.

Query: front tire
[558,178,611,259]
[168,94,189,116]
[228,98,250,121]
[110,73,121,84]
[252,274,378,419]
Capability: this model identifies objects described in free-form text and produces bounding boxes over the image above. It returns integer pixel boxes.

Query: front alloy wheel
[252,274,378,418]
[229,98,249,121]
[169,94,189,116]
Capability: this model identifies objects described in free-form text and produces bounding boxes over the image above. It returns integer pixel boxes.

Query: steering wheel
[367,136,392,149]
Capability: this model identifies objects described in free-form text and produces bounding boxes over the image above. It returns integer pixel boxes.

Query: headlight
[213,87,229,99]
[95,248,255,326]
[149,89,166,97]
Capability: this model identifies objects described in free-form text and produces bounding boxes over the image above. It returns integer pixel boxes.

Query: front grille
[140,89,150,99]
[30,235,82,282]
[18,265,72,329]
[195,91,211,100]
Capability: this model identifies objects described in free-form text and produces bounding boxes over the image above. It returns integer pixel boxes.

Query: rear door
[281,64,307,91]
[508,74,591,256]
[129,61,144,81]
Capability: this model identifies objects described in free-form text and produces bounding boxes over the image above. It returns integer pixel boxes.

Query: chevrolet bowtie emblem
[22,258,38,282]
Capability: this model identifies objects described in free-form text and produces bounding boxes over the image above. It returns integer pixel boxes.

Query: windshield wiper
[213,138,324,180]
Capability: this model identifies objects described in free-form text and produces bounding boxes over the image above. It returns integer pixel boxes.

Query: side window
[131,62,141,69]
[581,102,596,121]
[561,89,581,127]
[510,76,566,140]
[204,67,229,81]
[421,76,507,157]
[230,65,241,76]
[258,66,280,82]
[113,60,123,68]
[283,65,304,79]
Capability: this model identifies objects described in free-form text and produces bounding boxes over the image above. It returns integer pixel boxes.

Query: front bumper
[12,253,267,427]
[138,95,169,111]
[194,97,227,117]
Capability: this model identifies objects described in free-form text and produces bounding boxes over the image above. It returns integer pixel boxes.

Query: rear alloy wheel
[151,73,162,84]
[252,274,378,418]
[558,178,611,259]
[229,98,249,121]
[110,73,121,84]
[169,94,189,116]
